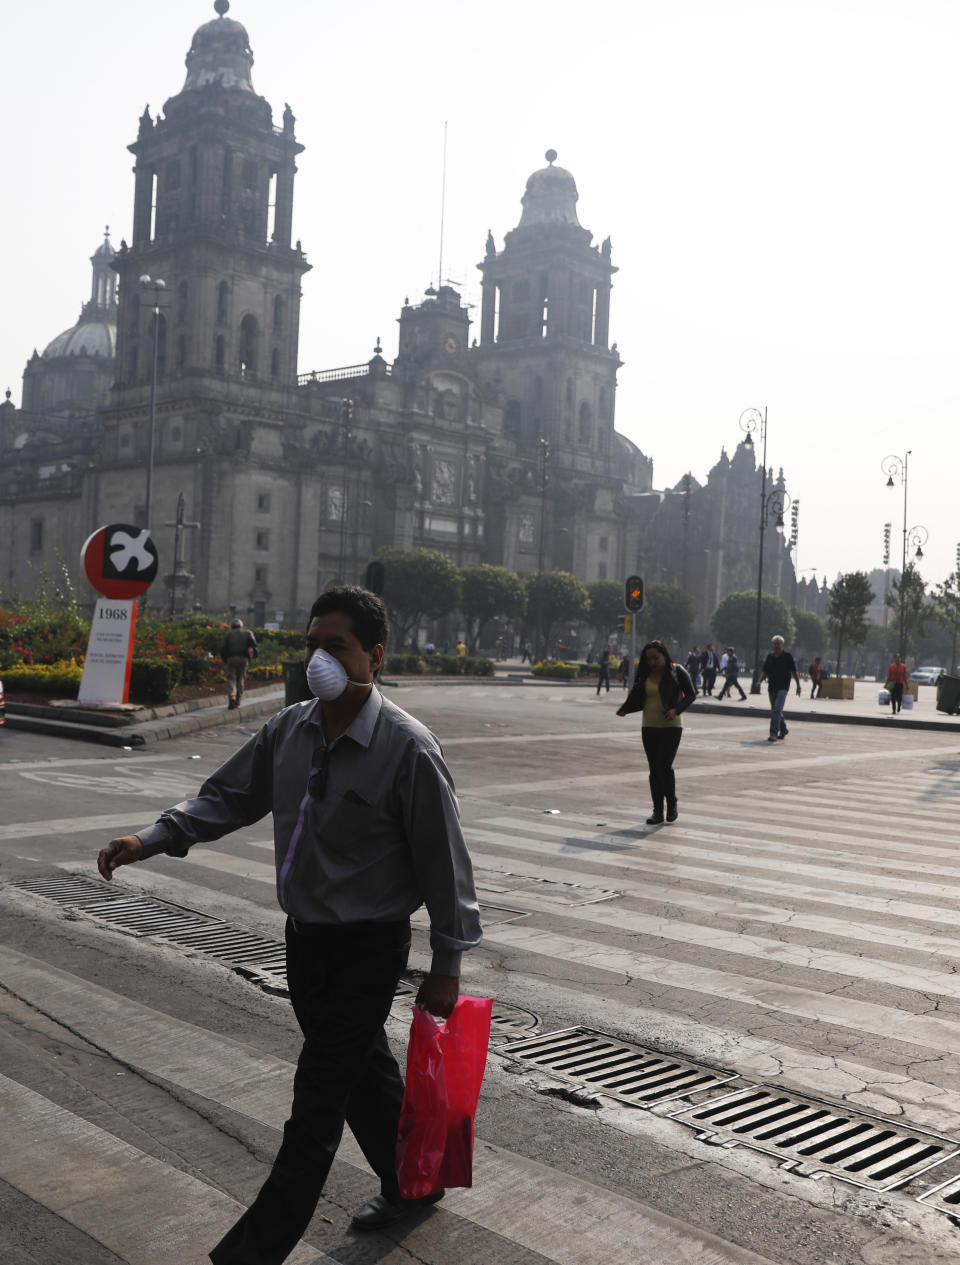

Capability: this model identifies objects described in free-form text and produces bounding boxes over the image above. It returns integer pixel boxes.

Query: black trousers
[210,918,411,1265]
[890,682,904,712]
[641,726,682,811]
[717,674,746,700]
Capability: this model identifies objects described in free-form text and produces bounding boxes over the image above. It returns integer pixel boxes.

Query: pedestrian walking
[220,617,258,709]
[685,646,702,694]
[97,585,482,1261]
[616,639,696,824]
[759,634,801,741]
[716,646,747,700]
[887,653,907,714]
[596,645,611,694]
[618,652,630,689]
[701,644,719,695]
[809,656,824,698]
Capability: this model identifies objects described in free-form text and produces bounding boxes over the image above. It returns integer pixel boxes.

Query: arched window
[271,347,280,379]
[129,292,140,335]
[176,333,186,372]
[505,399,522,435]
[273,295,284,332]
[128,346,138,382]
[578,401,593,446]
[177,280,188,322]
[239,315,258,378]
[215,335,225,374]
[217,281,229,324]
[598,386,610,420]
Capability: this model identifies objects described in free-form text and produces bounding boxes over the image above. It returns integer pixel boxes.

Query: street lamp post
[882,453,928,658]
[740,407,789,693]
[139,275,166,533]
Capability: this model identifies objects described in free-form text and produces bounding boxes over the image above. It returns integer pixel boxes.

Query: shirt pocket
[324,785,377,848]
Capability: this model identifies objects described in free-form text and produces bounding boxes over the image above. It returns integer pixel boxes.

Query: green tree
[587,580,625,641]
[642,584,697,645]
[459,564,526,652]
[885,563,929,657]
[930,573,960,673]
[710,591,795,671]
[827,571,875,673]
[372,548,461,647]
[525,570,589,658]
[790,608,827,656]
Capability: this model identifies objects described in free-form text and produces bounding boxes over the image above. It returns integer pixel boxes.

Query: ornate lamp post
[139,275,166,533]
[741,407,790,693]
[882,453,928,658]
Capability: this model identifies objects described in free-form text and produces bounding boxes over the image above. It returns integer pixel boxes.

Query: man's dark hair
[307,586,389,650]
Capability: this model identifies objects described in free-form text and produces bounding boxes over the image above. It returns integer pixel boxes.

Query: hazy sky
[5,0,958,589]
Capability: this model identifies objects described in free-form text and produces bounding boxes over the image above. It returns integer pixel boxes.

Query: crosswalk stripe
[1,949,774,1265]
[454,920,960,1058]
[472,821,960,901]
[467,825,960,921]
[0,1072,323,1265]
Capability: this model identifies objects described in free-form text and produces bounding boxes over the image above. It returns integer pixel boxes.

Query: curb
[6,687,286,747]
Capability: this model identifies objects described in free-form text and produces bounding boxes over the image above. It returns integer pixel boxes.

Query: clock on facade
[444,334,460,354]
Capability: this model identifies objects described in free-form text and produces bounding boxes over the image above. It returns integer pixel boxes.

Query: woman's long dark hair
[634,640,676,685]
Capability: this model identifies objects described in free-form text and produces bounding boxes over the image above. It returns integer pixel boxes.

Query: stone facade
[0,2,797,632]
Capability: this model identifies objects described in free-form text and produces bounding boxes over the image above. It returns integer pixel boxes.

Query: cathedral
[0,1,802,632]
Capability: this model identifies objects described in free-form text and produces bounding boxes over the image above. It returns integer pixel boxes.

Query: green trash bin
[282,659,312,706]
[936,673,960,715]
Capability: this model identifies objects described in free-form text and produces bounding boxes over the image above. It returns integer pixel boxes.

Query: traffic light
[616,614,632,634]
[624,575,644,612]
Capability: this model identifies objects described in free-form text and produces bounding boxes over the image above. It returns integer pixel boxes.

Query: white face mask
[306,648,373,701]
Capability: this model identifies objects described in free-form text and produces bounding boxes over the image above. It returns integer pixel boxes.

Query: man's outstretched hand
[97,835,144,881]
[416,974,459,1019]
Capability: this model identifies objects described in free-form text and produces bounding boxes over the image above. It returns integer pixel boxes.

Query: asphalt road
[2,686,960,1264]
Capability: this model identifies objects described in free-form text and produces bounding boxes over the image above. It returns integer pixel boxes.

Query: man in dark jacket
[759,635,801,741]
[220,618,258,709]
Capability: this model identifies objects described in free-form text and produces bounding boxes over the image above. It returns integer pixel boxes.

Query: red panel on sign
[82,524,158,599]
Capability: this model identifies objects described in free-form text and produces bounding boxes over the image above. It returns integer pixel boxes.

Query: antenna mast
[438,120,448,288]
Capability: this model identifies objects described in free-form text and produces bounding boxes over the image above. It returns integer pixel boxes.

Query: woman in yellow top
[616,640,697,825]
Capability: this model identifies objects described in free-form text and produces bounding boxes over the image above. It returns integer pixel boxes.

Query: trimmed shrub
[1,659,83,694]
[577,662,601,677]
[248,663,283,681]
[130,657,182,703]
[466,657,495,676]
[531,660,580,680]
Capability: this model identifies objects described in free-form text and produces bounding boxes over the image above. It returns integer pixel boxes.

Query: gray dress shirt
[136,688,482,976]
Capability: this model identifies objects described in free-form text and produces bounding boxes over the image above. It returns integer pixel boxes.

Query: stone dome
[43,317,116,360]
[517,150,581,229]
[183,1,255,93]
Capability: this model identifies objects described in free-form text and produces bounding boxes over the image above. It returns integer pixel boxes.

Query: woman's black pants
[209,918,411,1265]
[641,726,683,811]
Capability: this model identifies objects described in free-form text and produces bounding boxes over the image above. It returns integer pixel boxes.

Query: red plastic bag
[396,995,493,1199]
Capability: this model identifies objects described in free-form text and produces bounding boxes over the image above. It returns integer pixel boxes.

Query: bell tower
[112,0,309,393]
[474,150,621,458]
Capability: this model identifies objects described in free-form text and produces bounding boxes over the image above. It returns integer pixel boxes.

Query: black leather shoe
[352,1190,444,1231]
[645,811,664,825]
[666,802,678,822]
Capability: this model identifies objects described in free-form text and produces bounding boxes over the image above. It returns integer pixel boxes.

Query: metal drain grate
[503,1027,736,1106]
[917,1171,960,1215]
[13,874,539,1033]
[670,1086,960,1191]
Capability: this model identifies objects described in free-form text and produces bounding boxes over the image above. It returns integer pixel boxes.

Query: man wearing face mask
[96,586,482,1264]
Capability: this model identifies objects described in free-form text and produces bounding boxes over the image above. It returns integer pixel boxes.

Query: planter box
[819,676,855,699]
